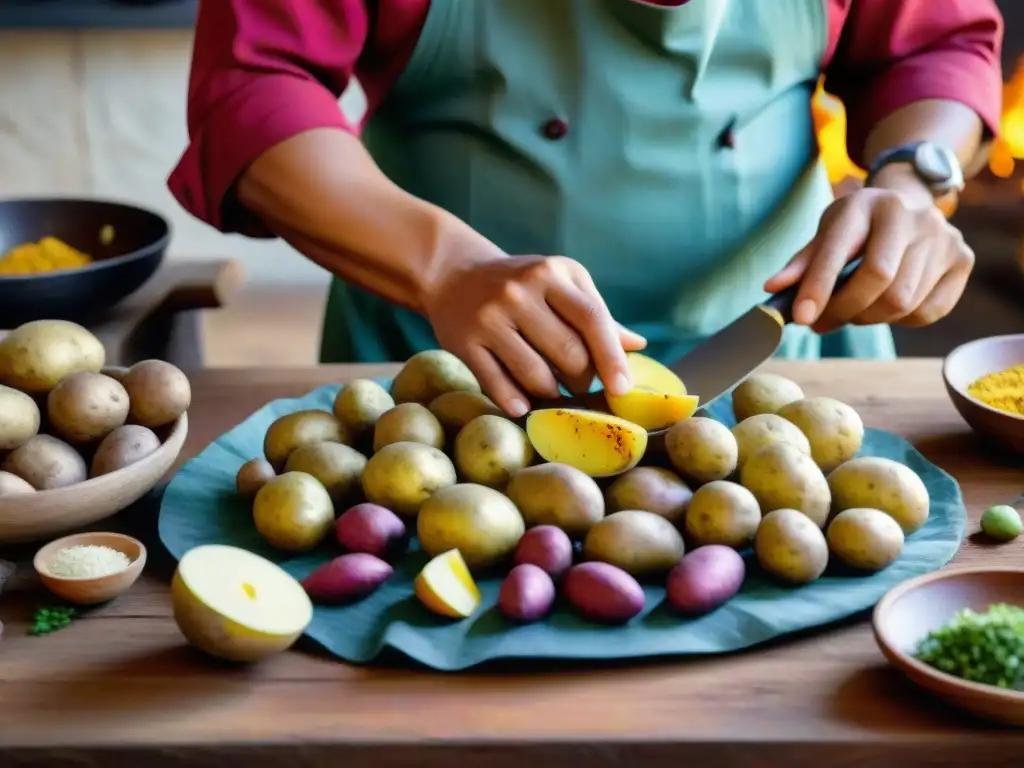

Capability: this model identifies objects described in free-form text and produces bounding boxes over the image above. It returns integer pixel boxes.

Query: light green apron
[320,0,896,365]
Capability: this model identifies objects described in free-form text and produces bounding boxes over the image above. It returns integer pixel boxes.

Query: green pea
[981,505,1023,542]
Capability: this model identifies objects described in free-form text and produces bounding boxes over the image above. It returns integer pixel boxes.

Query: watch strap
[865,140,964,195]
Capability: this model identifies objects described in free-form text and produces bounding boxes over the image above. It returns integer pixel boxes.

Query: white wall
[0,30,332,285]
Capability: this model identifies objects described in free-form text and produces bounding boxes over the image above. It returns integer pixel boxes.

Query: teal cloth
[158,379,965,672]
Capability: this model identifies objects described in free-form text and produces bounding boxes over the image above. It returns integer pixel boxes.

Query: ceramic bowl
[873,566,1024,725]
[942,334,1024,454]
[33,531,147,605]
[0,413,188,544]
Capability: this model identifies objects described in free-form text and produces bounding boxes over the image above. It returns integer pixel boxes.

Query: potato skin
[3,434,87,490]
[827,456,929,534]
[513,525,574,579]
[416,483,526,570]
[739,443,831,527]
[0,384,40,451]
[685,480,762,549]
[90,424,162,477]
[454,415,534,488]
[47,371,129,444]
[666,545,746,616]
[563,562,645,624]
[755,508,829,585]
[777,397,864,473]
[731,413,810,468]
[284,441,367,505]
[373,403,445,452]
[361,441,457,517]
[335,502,407,559]
[583,510,686,577]
[263,410,349,471]
[123,359,192,429]
[732,373,804,422]
[826,507,904,572]
[333,379,395,439]
[665,417,738,484]
[300,553,393,605]
[499,564,556,623]
[428,391,503,437]
[236,458,276,500]
[0,320,104,393]
[505,463,605,537]
[391,349,481,404]
[604,467,693,524]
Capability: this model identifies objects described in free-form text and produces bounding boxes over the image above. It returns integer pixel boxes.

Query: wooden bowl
[873,567,1024,725]
[33,531,146,605]
[0,413,188,544]
[943,334,1024,454]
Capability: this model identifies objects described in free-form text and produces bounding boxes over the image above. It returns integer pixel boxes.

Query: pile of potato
[232,349,931,625]
[0,320,190,497]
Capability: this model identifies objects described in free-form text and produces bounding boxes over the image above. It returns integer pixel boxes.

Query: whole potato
[0,470,35,497]
[284,441,367,505]
[3,434,87,490]
[505,463,605,537]
[732,373,804,422]
[454,415,534,488]
[373,402,445,452]
[391,349,481,404]
[0,383,40,451]
[827,456,929,534]
[253,471,335,551]
[665,417,738,484]
[777,397,864,472]
[300,553,393,605]
[122,359,191,429]
[417,483,526,569]
[0,320,104,393]
[499,564,557,623]
[264,410,349,471]
[731,413,811,467]
[755,508,829,585]
[666,545,746,615]
[428,391,503,437]
[685,480,762,549]
[583,510,686,577]
[236,458,276,500]
[739,443,831,527]
[335,503,407,559]
[361,441,457,517]
[604,467,692,524]
[826,507,904,572]
[90,424,162,477]
[47,371,129,443]
[332,379,394,440]
[563,562,645,624]
[513,525,574,579]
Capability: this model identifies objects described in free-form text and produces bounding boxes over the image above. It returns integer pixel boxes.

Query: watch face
[914,142,954,184]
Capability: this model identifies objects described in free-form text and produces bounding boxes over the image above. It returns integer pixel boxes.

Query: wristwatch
[864,140,965,198]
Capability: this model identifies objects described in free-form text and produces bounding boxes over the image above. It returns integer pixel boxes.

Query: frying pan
[0,198,170,328]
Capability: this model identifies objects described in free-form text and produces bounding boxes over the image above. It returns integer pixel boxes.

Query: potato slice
[414,549,481,619]
[526,408,647,478]
[605,353,697,430]
[621,353,688,395]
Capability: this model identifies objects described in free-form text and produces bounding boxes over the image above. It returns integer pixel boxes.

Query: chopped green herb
[915,603,1024,689]
[28,605,76,636]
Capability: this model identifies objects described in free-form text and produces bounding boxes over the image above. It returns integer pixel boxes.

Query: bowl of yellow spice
[943,334,1024,454]
[0,199,169,328]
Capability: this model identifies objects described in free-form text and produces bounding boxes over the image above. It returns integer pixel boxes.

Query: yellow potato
[605,353,698,431]
[777,396,864,472]
[755,508,829,585]
[123,359,192,429]
[505,462,605,536]
[373,402,445,453]
[525,408,647,478]
[417,483,526,570]
[619,353,688,395]
[391,349,480,405]
[827,456,929,534]
[739,442,831,527]
[826,507,904,572]
[665,416,738,484]
[47,371,129,443]
[236,458,276,500]
[583,509,686,577]
[284,441,368,504]
[0,383,40,451]
[731,373,804,422]
[90,424,162,477]
[253,471,335,552]
[605,466,692,524]
[361,441,457,517]
[685,480,762,548]
[263,410,348,471]
[454,415,534,488]
[731,413,811,467]
[2,434,87,490]
[428,391,503,437]
[0,320,105,393]
[332,379,394,439]
[0,470,35,497]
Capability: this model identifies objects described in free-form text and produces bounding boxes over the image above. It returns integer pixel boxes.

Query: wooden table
[1,360,1022,766]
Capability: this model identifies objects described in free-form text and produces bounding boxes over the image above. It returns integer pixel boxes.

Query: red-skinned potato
[335,503,407,559]
[666,545,746,616]
[498,564,556,623]
[563,562,645,624]
[513,525,574,579]
[300,553,393,605]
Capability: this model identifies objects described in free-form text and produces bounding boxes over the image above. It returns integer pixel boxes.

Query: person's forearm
[236,128,506,313]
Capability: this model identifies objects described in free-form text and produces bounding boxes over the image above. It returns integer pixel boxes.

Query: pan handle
[763,256,864,324]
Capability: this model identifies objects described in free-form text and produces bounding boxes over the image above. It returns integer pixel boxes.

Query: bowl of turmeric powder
[0,198,169,327]
[943,334,1024,454]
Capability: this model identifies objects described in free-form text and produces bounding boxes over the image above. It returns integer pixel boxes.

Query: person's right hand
[423,255,647,418]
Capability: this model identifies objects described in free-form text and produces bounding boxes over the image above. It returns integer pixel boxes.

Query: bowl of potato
[0,319,190,543]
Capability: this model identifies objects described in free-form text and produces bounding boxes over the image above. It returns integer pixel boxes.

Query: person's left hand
[763,185,975,334]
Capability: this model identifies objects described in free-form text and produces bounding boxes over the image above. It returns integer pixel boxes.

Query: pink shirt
[169,0,1004,234]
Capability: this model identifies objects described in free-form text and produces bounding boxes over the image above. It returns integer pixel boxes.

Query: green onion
[915,603,1024,689]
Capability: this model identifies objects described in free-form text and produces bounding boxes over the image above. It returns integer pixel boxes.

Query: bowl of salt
[33,531,146,605]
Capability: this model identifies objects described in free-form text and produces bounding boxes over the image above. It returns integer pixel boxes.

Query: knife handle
[763,256,864,324]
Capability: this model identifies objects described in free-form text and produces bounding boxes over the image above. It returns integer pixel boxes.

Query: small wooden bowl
[0,413,188,544]
[943,334,1024,454]
[33,531,147,605]
[873,567,1024,725]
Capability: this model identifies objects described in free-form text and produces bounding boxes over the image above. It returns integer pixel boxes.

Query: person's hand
[423,255,647,417]
[763,185,974,334]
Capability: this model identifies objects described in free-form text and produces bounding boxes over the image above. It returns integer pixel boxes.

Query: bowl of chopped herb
[873,566,1024,725]
[943,334,1024,455]
[33,531,146,606]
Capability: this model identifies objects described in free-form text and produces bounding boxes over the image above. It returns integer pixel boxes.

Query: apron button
[542,118,569,140]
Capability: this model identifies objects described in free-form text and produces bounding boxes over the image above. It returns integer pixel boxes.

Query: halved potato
[605,353,696,430]
[526,408,647,478]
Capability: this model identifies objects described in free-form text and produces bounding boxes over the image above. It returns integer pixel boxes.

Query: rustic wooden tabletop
[0,360,1021,767]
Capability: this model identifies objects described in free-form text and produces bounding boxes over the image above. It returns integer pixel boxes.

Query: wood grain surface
[0,360,1022,767]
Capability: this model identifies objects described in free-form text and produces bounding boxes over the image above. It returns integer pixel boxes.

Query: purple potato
[301,553,393,605]
[513,525,574,579]
[499,564,557,623]
[563,562,645,624]
[335,503,407,559]
[666,545,745,616]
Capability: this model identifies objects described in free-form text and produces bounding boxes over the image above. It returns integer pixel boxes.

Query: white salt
[46,545,131,579]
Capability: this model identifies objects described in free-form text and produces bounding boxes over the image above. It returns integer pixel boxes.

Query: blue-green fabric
[320,0,896,365]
